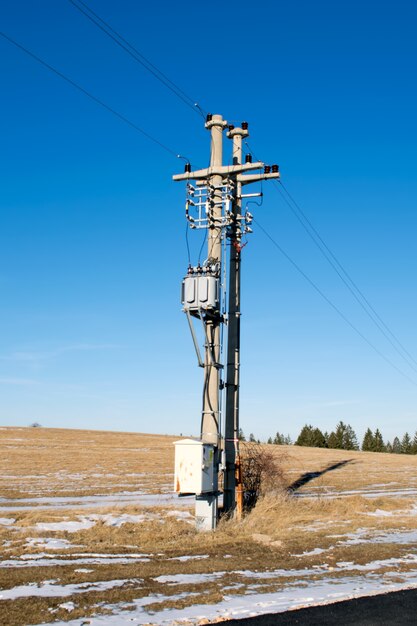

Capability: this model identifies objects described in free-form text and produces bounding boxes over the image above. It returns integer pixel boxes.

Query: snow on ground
[0,517,16,528]
[26,573,417,625]
[153,572,226,585]
[0,578,134,600]
[25,538,74,550]
[297,487,417,499]
[331,528,417,546]
[0,493,194,511]
[1,553,151,568]
[169,554,209,562]
[34,519,96,532]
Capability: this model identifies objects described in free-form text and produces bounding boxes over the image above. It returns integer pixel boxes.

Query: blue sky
[1,0,417,443]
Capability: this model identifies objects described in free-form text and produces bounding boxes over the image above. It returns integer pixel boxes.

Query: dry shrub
[240,442,286,511]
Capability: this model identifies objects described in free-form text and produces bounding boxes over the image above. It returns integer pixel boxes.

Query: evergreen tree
[333,421,348,449]
[249,433,256,443]
[238,428,246,441]
[295,425,315,447]
[402,432,412,454]
[412,432,417,455]
[344,424,359,450]
[267,437,273,445]
[327,431,338,449]
[283,434,293,445]
[392,436,402,454]
[385,441,393,453]
[273,432,284,445]
[295,425,327,448]
[362,428,374,451]
[312,427,327,448]
[373,428,385,452]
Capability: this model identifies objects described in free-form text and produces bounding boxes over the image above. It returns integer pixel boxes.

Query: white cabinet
[174,438,215,495]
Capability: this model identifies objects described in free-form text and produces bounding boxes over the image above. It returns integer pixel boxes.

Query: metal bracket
[184,308,223,370]
[185,309,204,368]
[199,308,223,370]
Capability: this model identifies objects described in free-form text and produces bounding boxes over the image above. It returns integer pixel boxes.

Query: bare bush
[239,442,286,511]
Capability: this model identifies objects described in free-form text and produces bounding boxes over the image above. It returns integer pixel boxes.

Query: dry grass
[0,426,176,498]
[2,427,417,625]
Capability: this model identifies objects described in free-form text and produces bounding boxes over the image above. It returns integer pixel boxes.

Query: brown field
[1,426,417,625]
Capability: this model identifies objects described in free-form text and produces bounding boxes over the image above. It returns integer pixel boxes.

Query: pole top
[205,113,228,130]
[226,126,249,139]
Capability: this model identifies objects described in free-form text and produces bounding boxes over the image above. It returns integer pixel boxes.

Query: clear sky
[1,0,417,444]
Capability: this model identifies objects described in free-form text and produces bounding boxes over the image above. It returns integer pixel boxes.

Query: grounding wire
[254,217,417,389]
[67,0,205,118]
[244,140,417,376]
[0,31,180,158]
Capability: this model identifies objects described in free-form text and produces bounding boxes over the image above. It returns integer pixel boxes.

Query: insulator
[206,113,213,122]
[272,164,279,173]
[228,124,235,131]
[187,265,193,275]
[264,165,271,174]
[245,154,253,163]
[184,162,191,173]
[241,121,249,130]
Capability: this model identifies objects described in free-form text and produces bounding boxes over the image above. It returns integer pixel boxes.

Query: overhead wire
[278,180,417,371]
[244,139,417,376]
[5,9,417,389]
[0,31,180,158]
[67,0,205,118]
[253,217,417,388]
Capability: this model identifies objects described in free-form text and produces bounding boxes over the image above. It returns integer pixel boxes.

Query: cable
[68,0,205,118]
[198,229,208,265]
[254,217,417,389]
[244,140,417,376]
[278,180,417,371]
[0,31,179,158]
[185,223,191,266]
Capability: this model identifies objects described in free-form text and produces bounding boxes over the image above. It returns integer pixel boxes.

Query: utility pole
[173,114,279,530]
[223,123,248,516]
[201,114,227,449]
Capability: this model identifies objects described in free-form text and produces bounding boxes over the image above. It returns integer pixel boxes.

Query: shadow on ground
[287,459,354,493]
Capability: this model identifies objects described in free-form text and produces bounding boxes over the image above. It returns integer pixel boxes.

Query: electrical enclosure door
[174,438,215,495]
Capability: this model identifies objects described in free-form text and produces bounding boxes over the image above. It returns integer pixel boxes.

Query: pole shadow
[287,459,354,493]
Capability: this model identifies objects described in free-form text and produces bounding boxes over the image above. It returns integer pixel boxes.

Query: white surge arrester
[174,438,215,495]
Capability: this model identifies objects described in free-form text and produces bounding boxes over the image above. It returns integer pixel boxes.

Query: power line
[244,140,417,375]
[0,30,179,158]
[67,0,205,118]
[278,180,417,371]
[254,217,417,389]
[4,24,415,390]
[60,2,417,384]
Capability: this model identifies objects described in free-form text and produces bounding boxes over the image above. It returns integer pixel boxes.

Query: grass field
[2,426,417,625]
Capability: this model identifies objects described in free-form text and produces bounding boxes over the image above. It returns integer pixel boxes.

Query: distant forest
[239,422,417,454]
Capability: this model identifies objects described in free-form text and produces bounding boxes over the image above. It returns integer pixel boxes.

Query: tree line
[240,423,417,454]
